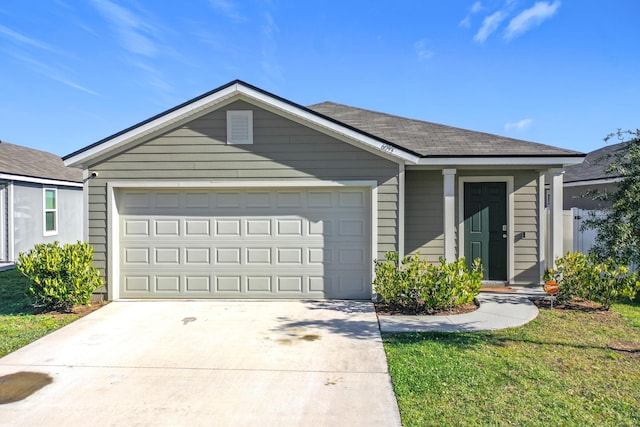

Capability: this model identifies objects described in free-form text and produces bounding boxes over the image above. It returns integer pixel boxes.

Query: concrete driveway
[0,300,401,426]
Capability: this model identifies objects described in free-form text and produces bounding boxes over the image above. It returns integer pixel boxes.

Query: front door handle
[502,234,507,238]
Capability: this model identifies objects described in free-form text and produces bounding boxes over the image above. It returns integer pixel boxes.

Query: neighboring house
[563,142,625,210]
[0,141,84,263]
[63,80,584,301]
[556,142,627,256]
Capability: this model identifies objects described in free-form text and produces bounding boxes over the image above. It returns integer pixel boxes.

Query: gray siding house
[63,80,584,300]
[563,142,625,210]
[0,141,83,263]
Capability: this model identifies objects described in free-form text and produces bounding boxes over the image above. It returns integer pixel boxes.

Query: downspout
[398,162,405,258]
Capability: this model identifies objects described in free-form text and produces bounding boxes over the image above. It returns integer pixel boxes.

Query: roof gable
[63,80,419,167]
[0,141,82,183]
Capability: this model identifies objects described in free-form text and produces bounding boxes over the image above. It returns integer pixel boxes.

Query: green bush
[17,241,104,311]
[373,252,483,311]
[545,252,640,309]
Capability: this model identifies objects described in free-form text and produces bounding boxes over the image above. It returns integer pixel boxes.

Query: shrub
[17,241,104,311]
[373,252,483,311]
[545,251,640,309]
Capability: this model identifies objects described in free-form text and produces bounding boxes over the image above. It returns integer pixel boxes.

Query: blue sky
[0,1,638,157]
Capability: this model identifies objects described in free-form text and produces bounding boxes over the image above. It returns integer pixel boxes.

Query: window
[226,110,253,145]
[44,188,57,235]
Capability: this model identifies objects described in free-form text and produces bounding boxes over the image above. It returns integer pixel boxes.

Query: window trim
[43,187,58,236]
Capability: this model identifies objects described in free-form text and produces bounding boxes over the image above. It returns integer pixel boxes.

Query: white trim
[371,184,378,299]
[43,187,58,236]
[417,156,584,167]
[549,168,564,267]
[458,176,515,283]
[0,173,82,188]
[107,182,119,300]
[563,177,623,187]
[106,180,379,189]
[65,84,239,167]
[442,168,457,261]
[82,170,90,241]
[106,179,378,301]
[0,184,5,261]
[65,82,420,167]
[7,182,14,261]
[538,172,546,281]
[398,163,405,259]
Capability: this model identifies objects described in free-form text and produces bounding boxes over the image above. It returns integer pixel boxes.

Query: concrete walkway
[378,287,543,333]
[0,300,401,427]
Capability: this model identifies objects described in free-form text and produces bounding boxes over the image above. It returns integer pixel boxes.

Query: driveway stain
[324,376,343,386]
[275,332,321,345]
[182,317,197,325]
[0,372,53,404]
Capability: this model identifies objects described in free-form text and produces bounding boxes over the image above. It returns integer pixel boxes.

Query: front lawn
[384,301,640,426]
[0,268,100,357]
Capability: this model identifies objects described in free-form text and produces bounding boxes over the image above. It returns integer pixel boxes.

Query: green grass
[0,268,80,357]
[384,301,640,427]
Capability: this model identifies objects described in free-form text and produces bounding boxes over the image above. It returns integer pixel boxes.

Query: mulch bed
[36,301,108,317]
[479,286,514,293]
[374,301,479,316]
[531,297,608,312]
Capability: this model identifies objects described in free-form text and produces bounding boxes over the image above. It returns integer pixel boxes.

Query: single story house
[563,142,625,210]
[0,141,84,263]
[63,80,584,300]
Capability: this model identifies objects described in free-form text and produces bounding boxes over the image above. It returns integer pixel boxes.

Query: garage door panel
[215,248,240,264]
[155,220,179,236]
[124,220,149,236]
[186,219,211,236]
[156,276,180,292]
[185,247,210,264]
[119,187,371,299]
[216,276,241,292]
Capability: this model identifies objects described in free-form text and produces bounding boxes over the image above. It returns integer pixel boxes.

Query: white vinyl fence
[545,208,605,263]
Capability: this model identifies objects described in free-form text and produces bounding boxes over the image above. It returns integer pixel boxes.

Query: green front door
[464,182,507,281]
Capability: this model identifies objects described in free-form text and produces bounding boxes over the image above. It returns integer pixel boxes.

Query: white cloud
[505,1,561,40]
[504,118,533,132]
[459,1,483,28]
[474,10,507,43]
[208,0,246,23]
[6,51,99,96]
[0,24,66,56]
[90,0,159,57]
[414,39,434,61]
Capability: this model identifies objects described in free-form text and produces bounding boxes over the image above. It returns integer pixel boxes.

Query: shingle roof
[563,142,626,183]
[0,141,82,183]
[308,102,582,157]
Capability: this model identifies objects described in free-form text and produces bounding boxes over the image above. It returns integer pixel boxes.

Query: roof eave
[415,155,585,167]
[564,176,623,187]
[0,172,83,187]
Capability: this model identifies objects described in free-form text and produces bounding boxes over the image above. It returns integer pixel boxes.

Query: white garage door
[118,187,371,299]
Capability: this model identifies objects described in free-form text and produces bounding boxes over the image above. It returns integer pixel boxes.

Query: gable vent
[226,110,253,145]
